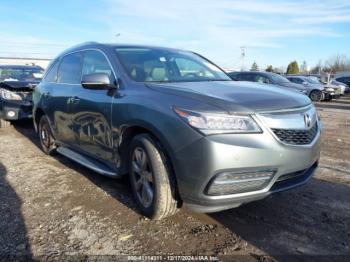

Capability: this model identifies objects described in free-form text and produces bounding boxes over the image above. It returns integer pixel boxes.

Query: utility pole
[115,33,121,43]
[240,46,246,71]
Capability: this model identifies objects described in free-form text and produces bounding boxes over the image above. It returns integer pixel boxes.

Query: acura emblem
[304,113,312,128]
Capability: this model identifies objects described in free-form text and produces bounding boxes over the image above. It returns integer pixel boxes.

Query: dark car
[33,43,320,220]
[228,71,309,95]
[0,65,44,127]
[335,76,350,92]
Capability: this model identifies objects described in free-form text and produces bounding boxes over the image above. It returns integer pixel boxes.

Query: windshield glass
[0,67,44,82]
[269,73,290,83]
[305,76,321,84]
[115,47,231,83]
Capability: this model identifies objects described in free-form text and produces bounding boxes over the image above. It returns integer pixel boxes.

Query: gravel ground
[0,96,350,261]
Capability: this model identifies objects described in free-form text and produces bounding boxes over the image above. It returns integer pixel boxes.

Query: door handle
[71,96,80,104]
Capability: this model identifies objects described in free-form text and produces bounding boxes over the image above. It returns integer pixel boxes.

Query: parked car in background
[286,75,339,101]
[335,76,350,92]
[330,79,349,94]
[33,42,321,220]
[297,74,347,95]
[228,71,311,98]
[0,65,44,128]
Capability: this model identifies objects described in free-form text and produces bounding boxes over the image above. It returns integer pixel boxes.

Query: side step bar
[57,147,120,178]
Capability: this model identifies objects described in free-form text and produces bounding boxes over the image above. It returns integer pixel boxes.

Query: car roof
[58,42,193,57]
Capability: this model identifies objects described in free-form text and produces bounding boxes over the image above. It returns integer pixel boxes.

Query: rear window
[0,67,44,82]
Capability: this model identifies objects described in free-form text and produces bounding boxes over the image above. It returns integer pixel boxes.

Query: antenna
[115,33,121,43]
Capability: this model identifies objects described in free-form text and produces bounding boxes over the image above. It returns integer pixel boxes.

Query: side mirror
[81,73,112,89]
[302,81,308,86]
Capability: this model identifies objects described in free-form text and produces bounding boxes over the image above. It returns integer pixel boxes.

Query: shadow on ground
[208,178,350,260]
[0,161,33,260]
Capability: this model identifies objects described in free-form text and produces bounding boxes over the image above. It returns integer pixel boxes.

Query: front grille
[272,122,318,145]
[271,162,318,192]
[276,169,307,182]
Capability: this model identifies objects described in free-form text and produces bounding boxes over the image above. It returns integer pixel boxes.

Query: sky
[1,0,350,70]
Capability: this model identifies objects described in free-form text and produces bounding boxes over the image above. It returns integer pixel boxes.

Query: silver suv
[33,43,321,220]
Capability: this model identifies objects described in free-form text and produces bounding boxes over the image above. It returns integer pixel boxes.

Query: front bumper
[0,99,33,120]
[173,119,321,213]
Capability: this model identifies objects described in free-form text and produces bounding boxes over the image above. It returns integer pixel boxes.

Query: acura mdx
[33,42,321,219]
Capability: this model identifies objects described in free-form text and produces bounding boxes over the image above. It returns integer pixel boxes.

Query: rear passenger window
[255,75,269,84]
[82,50,114,82]
[44,60,59,82]
[239,74,255,81]
[57,52,82,84]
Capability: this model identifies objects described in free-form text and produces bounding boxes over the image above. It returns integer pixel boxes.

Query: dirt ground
[0,96,350,261]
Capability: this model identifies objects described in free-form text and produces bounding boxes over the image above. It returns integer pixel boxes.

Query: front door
[51,52,83,145]
[71,50,115,163]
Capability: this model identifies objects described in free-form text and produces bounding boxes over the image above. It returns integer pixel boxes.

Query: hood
[304,83,324,90]
[0,80,39,92]
[146,81,311,113]
[275,81,307,91]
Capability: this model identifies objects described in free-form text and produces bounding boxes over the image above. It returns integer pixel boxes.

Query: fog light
[206,170,275,196]
[7,111,16,118]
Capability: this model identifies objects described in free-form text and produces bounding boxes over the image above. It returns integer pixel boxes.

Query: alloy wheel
[131,147,154,208]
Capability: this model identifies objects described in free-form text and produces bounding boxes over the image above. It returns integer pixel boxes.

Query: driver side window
[82,50,115,83]
[174,58,215,79]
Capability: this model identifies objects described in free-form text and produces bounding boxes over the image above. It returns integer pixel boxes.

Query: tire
[38,115,56,155]
[0,118,11,128]
[129,134,179,220]
[309,90,322,102]
[324,93,332,101]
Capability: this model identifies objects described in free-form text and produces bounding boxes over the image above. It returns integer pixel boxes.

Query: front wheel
[38,115,56,155]
[309,90,323,102]
[129,134,179,220]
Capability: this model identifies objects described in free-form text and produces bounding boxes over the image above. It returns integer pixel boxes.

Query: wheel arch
[33,107,45,132]
[119,123,181,201]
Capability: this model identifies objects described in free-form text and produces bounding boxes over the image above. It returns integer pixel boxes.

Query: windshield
[115,47,231,83]
[0,67,44,82]
[305,76,321,84]
[269,73,290,83]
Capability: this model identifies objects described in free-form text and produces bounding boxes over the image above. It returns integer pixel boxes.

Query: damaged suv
[33,43,321,220]
[0,65,44,127]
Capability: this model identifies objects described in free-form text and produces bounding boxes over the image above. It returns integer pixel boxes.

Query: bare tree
[310,60,323,74]
[325,54,350,73]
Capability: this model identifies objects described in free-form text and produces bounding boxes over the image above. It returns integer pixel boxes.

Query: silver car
[287,75,339,101]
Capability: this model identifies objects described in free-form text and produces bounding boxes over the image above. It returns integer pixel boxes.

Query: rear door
[51,52,83,145]
[71,50,115,163]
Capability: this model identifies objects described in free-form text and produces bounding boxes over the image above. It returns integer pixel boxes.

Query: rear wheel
[309,90,322,102]
[129,134,179,220]
[0,118,11,128]
[38,115,56,155]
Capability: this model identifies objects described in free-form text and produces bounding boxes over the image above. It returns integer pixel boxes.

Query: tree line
[249,54,350,74]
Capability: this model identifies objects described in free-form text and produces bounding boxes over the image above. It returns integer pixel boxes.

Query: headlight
[0,88,22,101]
[174,107,262,135]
